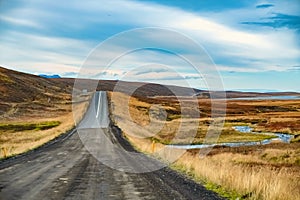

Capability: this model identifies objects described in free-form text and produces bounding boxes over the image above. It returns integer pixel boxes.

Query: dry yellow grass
[120,127,300,200]
[110,92,200,144]
[109,91,300,200]
[0,112,73,158]
[0,96,90,159]
[124,130,300,200]
[175,152,300,200]
[110,92,279,145]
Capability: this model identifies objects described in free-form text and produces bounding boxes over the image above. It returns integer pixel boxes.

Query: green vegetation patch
[166,114,181,121]
[0,72,14,83]
[217,129,277,143]
[204,181,245,200]
[0,121,61,132]
[171,163,244,200]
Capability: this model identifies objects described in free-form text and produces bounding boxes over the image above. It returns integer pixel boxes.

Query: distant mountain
[39,74,61,78]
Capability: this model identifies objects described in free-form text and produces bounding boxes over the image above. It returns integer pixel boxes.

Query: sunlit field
[0,97,89,159]
[110,91,300,200]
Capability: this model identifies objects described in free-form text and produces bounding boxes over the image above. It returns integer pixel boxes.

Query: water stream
[169,126,294,149]
[227,95,300,100]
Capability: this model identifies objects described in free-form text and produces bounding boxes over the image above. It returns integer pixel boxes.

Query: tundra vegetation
[109,92,300,200]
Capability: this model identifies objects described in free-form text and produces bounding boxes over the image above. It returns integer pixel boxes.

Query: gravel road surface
[0,92,224,200]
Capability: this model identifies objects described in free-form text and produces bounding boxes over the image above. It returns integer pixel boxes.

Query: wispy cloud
[242,13,300,31]
[288,65,300,71]
[0,0,299,91]
[0,31,93,74]
[0,15,42,29]
[134,68,169,75]
[256,4,274,9]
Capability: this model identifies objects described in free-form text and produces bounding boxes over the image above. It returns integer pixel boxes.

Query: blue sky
[0,0,299,91]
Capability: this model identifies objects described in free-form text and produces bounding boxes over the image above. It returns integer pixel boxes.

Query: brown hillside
[0,67,72,103]
[0,67,72,119]
[58,78,202,97]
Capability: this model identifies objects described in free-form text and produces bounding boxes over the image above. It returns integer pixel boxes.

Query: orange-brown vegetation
[109,92,300,200]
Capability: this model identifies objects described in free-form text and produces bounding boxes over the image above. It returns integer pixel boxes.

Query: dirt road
[0,92,223,200]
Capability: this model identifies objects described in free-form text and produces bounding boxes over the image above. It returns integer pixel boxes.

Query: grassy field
[110,92,293,145]
[173,144,300,200]
[109,92,300,200]
[0,97,89,159]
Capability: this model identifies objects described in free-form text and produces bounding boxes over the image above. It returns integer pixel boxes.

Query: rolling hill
[1,66,299,119]
[0,67,72,119]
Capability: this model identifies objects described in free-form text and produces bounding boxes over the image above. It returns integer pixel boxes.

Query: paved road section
[0,92,223,200]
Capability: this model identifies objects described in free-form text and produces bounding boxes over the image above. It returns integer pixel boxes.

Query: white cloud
[67,0,299,73]
[0,31,94,74]
[0,15,42,29]
[0,0,299,79]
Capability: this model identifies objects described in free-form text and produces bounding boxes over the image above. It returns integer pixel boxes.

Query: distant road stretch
[0,91,223,200]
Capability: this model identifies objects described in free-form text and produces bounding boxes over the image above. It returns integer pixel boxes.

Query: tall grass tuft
[174,152,300,200]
